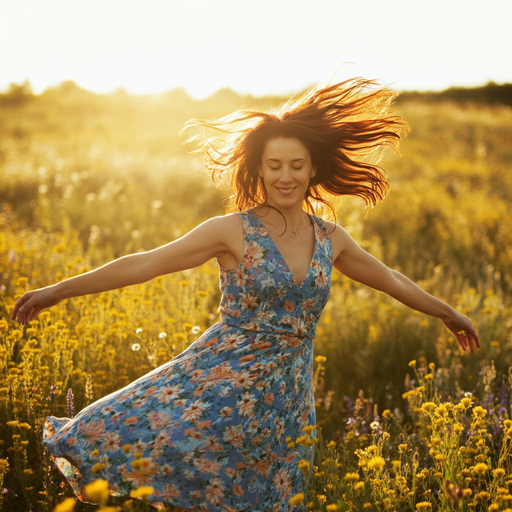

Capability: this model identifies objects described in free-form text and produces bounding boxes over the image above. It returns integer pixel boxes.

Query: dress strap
[310,214,333,264]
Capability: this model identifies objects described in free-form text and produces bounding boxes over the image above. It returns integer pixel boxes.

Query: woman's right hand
[11,286,61,325]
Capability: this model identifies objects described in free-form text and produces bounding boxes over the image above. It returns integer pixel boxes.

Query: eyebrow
[266,158,307,162]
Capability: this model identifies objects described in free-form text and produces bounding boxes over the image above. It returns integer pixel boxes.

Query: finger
[28,307,42,323]
[467,336,474,354]
[11,295,28,321]
[469,333,480,352]
[455,334,466,352]
[18,297,35,325]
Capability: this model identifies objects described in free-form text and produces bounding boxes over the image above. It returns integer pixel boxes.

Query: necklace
[288,213,305,238]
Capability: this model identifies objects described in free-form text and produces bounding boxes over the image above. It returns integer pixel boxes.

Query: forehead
[262,137,310,160]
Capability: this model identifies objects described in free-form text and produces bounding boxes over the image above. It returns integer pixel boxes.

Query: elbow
[386,270,403,299]
[130,253,153,284]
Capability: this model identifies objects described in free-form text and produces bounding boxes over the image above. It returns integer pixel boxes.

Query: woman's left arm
[330,224,480,354]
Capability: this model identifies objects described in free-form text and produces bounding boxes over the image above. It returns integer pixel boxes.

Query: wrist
[51,281,69,302]
[437,304,457,322]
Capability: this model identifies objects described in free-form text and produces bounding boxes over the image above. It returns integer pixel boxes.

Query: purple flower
[66,388,75,418]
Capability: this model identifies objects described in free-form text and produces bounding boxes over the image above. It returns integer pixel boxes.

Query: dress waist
[220,315,316,339]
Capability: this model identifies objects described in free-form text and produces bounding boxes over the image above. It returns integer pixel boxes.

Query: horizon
[3,78,510,102]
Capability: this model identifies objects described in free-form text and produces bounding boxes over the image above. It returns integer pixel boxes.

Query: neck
[257,203,305,230]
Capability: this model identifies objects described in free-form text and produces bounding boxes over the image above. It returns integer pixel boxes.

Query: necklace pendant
[289,230,297,238]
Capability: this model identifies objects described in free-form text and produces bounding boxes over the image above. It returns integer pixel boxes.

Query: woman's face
[258,137,316,211]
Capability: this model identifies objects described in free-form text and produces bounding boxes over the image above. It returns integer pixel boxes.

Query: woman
[11,78,479,512]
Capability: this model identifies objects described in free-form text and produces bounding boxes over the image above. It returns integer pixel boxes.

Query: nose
[279,166,293,183]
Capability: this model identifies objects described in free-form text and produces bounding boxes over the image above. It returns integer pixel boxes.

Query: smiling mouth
[276,187,297,195]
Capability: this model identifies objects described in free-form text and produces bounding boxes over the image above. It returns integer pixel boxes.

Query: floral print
[43,209,333,512]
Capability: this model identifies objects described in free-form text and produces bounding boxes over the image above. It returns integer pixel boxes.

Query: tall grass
[0,85,511,511]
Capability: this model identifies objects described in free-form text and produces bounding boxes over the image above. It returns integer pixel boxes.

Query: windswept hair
[184,77,409,219]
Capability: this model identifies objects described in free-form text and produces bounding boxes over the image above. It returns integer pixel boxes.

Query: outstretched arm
[330,223,480,354]
[11,215,242,325]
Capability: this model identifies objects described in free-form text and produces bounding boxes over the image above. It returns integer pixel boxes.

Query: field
[1,82,512,512]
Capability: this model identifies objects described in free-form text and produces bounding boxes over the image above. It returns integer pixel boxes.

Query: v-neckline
[251,210,318,288]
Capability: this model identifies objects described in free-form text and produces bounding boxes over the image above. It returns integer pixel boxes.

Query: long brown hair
[184,77,409,219]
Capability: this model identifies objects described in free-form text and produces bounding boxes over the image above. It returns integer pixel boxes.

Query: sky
[1,0,511,99]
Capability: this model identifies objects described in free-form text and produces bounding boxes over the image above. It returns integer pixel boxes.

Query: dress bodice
[218,209,333,339]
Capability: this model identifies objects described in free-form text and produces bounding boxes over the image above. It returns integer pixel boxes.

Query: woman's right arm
[11,215,242,325]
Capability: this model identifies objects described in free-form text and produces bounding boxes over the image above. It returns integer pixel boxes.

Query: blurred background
[0,2,512,509]
[1,0,512,425]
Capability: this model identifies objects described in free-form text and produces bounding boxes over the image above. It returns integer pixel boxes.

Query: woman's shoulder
[206,212,244,229]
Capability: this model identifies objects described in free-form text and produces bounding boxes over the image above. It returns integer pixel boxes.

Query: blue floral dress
[43,209,333,512]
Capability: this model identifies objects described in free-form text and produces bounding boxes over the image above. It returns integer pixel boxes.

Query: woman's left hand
[442,311,480,354]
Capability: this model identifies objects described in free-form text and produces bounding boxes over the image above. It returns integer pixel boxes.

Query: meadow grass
[0,86,511,511]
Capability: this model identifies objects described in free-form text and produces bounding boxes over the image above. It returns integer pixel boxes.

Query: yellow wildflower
[302,425,316,435]
[16,277,29,287]
[398,443,408,452]
[289,493,304,506]
[408,360,416,368]
[477,491,490,500]
[453,423,464,434]
[327,440,336,449]
[473,406,487,419]
[416,503,432,511]
[472,463,489,475]
[460,397,472,408]
[354,481,364,491]
[85,479,109,504]
[421,402,436,413]
[462,488,472,497]
[0,460,9,473]
[315,355,327,363]
[326,505,338,511]
[297,460,310,472]
[344,472,359,482]
[488,504,499,511]
[129,486,154,499]
[367,456,385,471]
[53,497,76,512]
